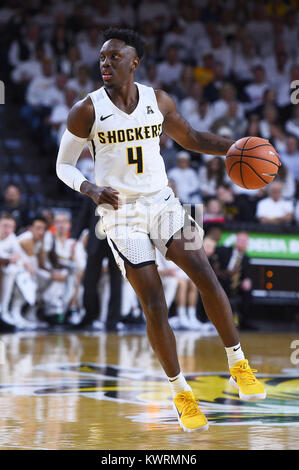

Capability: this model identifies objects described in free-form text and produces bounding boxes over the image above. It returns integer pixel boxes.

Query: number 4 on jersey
[127,146,143,174]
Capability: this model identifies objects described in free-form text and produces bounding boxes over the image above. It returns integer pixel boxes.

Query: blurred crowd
[0,198,254,332]
[0,0,299,332]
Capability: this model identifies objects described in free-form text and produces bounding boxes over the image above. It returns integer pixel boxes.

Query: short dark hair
[0,212,16,222]
[102,28,145,59]
[31,214,48,225]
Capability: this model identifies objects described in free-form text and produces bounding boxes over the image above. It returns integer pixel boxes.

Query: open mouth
[102,72,112,80]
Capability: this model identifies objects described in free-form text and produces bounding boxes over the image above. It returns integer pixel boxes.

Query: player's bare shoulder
[154,89,176,118]
[67,95,95,138]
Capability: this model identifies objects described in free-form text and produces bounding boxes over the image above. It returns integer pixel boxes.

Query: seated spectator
[48,87,77,146]
[180,81,203,120]
[60,45,82,78]
[10,42,46,103]
[246,4,272,55]
[50,25,70,72]
[194,52,215,87]
[279,135,299,185]
[245,113,262,138]
[21,59,58,134]
[212,231,254,330]
[141,63,161,90]
[212,83,244,121]
[203,198,226,224]
[256,181,294,225]
[244,65,270,113]
[276,163,296,199]
[187,99,214,132]
[156,46,183,90]
[0,213,35,329]
[43,212,86,324]
[265,45,292,95]
[137,0,171,32]
[206,29,233,76]
[259,104,280,140]
[172,65,195,101]
[8,22,52,68]
[112,0,135,29]
[204,61,228,103]
[168,151,201,204]
[198,157,230,197]
[18,215,50,325]
[78,26,101,68]
[0,185,29,232]
[232,37,261,83]
[161,19,192,61]
[211,100,247,140]
[24,59,55,108]
[67,65,94,100]
[216,183,254,222]
[285,105,299,140]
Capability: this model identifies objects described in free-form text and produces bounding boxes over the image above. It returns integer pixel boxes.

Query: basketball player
[56,29,266,432]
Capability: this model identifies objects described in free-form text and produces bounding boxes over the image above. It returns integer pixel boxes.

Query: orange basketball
[225,136,281,189]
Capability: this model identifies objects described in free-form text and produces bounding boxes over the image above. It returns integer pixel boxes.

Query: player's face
[99,39,138,88]
[54,215,70,236]
[31,221,46,241]
[0,219,16,239]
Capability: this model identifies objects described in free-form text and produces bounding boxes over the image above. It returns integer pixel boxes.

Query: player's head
[100,28,145,87]
[30,215,47,241]
[54,212,71,237]
[0,213,16,239]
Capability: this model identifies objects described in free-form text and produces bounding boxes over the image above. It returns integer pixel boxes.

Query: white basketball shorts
[96,186,204,279]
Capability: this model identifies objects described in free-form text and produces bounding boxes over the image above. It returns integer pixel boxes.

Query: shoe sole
[229,376,266,401]
[172,403,209,433]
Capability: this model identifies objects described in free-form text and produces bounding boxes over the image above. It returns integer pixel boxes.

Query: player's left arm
[156,89,234,155]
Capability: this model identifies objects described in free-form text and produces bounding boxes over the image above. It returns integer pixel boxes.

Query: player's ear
[131,56,139,71]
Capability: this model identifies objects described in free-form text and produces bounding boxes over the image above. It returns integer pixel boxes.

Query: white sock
[188,306,198,321]
[177,306,188,320]
[168,372,192,397]
[225,343,245,369]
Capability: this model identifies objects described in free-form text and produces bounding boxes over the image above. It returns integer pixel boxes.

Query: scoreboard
[218,231,299,305]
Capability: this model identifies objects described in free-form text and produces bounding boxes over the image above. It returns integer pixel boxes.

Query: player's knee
[144,299,168,326]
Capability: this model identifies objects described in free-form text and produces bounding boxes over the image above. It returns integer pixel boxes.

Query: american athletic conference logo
[0,362,298,427]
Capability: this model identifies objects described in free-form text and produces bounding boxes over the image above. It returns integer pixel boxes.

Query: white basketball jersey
[87,82,168,197]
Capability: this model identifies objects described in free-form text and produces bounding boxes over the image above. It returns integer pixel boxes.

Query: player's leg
[167,233,239,346]
[125,262,179,377]
[124,261,209,431]
[166,228,266,401]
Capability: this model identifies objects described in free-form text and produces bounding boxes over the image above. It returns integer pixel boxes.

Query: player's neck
[104,79,138,109]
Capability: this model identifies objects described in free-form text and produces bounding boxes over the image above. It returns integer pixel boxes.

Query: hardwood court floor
[0,329,298,450]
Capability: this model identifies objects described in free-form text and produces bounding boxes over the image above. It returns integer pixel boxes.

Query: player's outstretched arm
[56,97,120,209]
[156,90,234,156]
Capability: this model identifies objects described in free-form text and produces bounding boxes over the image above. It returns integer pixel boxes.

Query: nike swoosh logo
[164,195,171,201]
[175,404,183,418]
[100,114,113,121]
[233,345,241,351]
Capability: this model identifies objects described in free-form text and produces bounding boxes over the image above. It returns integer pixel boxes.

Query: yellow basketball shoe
[173,391,209,432]
[229,359,266,401]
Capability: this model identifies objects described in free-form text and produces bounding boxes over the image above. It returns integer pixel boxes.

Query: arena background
[1,0,298,332]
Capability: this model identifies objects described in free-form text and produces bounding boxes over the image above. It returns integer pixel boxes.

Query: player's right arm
[56,96,120,209]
